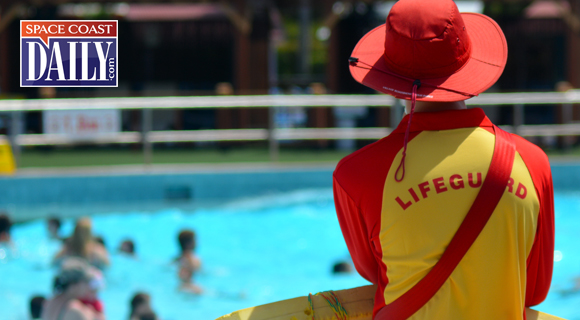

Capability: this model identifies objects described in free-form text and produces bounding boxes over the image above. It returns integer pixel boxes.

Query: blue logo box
[20,20,118,87]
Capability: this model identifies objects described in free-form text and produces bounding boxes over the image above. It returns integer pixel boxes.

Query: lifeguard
[333,0,554,319]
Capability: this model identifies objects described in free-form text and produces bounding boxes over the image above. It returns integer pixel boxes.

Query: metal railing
[1,91,580,164]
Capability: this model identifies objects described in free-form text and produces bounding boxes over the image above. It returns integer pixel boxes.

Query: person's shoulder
[184,253,199,265]
[511,134,551,170]
[191,254,202,267]
[334,135,395,177]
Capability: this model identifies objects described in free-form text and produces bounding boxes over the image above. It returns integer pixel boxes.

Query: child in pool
[119,239,136,257]
[176,229,202,294]
[0,213,12,244]
[47,217,63,241]
[42,258,105,320]
[53,218,109,270]
[29,295,45,320]
[0,213,16,257]
[129,292,158,320]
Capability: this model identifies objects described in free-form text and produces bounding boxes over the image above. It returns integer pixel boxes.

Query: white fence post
[513,104,524,135]
[142,108,152,165]
[268,106,279,162]
[9,111,22,166]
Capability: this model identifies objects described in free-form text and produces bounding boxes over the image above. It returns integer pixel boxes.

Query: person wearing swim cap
[333,0,555,319]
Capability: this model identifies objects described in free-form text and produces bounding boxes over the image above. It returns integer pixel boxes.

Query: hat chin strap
[394,80,420,182]
[349,56,476,182]
[349,57,477,98]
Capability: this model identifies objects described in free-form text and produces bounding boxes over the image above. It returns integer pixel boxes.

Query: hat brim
[349,13,507,102]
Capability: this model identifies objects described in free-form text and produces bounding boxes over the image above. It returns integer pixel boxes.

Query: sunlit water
[0,189,578,320]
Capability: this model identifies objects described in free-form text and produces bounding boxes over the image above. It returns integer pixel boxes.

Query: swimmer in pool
[119,239,136,256]
[47,217,63,241]
[331,261,353,274]
[129,292,158,320]
[53,218,110,270]
[0,213,17,260]
[42,258,105,320]
[176,229,203,294]
[0,213,12,244]
[29,295,45,320]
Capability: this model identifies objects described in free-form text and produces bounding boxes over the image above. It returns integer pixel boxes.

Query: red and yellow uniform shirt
[333,108,554,319]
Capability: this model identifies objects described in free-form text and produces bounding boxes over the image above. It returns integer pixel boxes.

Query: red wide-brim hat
[350,12,507,102]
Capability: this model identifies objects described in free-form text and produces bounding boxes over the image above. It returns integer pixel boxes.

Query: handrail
[0,91,580,111]
[12,128,393,146]
[2,92,579,165]
[11,124,580,147]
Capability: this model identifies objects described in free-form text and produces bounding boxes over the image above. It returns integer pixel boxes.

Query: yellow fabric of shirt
[380,127,539,319]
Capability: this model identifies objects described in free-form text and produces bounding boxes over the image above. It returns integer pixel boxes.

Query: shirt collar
[391,108,493,134]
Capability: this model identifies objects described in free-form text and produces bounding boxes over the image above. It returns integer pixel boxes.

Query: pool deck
[12,161,340,177]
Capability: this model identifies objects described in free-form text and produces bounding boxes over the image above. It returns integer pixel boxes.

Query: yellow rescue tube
[216,285,566,320]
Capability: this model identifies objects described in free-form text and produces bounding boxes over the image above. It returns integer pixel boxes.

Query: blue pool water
[0,189,578,320]
[542,192,580,319]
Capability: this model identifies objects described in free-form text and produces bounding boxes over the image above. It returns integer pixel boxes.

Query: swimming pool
[0,188,578,320]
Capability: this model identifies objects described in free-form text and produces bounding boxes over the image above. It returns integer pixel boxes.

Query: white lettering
[45,42,66,81]
[94,42,113,81]
[109,57,115,79]
[27,42,47,81]
[80,42,96,81]
[79,25,88,34]
[48,24,59,34]
[382,86,433,98]
[68,42,77,81]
